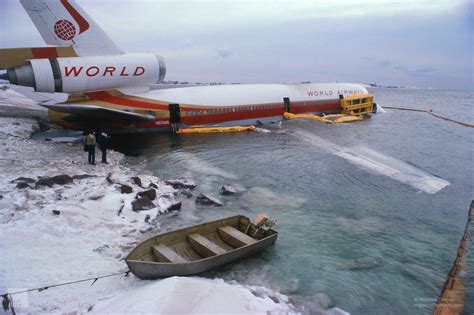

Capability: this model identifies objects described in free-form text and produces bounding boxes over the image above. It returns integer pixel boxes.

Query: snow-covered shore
[0,90,300,314]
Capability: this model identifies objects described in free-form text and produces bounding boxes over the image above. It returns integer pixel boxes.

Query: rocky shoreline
[0,96,303,313]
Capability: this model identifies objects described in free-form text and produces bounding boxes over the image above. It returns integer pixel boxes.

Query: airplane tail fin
[20,0,123,56]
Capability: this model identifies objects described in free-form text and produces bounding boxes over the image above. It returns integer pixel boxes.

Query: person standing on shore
[84,130,96,165]
[98,131,109,164]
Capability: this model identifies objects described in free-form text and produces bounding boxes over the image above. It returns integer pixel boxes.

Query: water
[111,88,473,314]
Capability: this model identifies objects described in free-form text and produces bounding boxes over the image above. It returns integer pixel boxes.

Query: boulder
[137,188,157,201]
[195,193,223,207]
[168,201,182,211]
[220,184,237,195]
[52,210,61,215]
[16,182,30,189]
[148,183,158,189]
[132,198,155,211]
[157,194,182,212]
[36,175,73,187]
[120,184,133,194]
[11,177,36,184]
[165,178,197,189]
[131,176,143,187]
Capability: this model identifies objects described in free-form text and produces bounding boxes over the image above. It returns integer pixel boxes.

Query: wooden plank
[218,225,257,248]
[188,233,227,257]
[152,244,188,263]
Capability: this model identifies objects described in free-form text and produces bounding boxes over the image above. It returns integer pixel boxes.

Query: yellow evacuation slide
[177,126,256,134]
[284,112,365,124]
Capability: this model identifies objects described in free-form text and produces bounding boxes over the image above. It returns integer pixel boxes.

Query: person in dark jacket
[98,131,109,164]
[84,130,96,165]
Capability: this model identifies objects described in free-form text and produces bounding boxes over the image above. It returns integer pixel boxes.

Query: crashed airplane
[0,0,375,133]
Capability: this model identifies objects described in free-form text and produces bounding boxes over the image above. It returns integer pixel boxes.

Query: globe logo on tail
[54,20,76,40]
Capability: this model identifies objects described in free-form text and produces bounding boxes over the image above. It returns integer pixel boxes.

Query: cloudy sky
[0,0,472,89]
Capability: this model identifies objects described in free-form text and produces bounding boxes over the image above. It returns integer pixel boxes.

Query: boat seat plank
[152,244,188,263]
[188,233,227,257]
[218,225,257,248]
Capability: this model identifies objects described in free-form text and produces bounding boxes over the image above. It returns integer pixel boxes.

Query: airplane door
[283,97,291,113]
[169,103,181,132]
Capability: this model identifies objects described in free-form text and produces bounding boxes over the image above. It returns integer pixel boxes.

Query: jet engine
[1,53,166,94]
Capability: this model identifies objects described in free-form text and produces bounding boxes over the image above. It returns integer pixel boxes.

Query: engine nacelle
[3,53,166,94]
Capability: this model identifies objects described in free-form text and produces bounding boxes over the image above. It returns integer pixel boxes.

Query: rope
[382,106,474,128]
[1,270,130,313]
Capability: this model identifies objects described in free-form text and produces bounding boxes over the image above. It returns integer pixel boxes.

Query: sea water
[113,88,473,314]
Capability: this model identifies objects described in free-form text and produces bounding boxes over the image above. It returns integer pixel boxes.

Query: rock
[180,190,193,198]
[117,203,125,216]
[72,174,96,180]
[168,201,182,211]
[132,198,155,211]
[195,193,223,207]
[137,188,157,201]
[106,172,114,184]
[120,184,133,194]
[148,183,158,189]
[144,214,151,223]
[131,176,142,187]
[11,177,35,184]
[156,194,182,212]
[45,138,52,141]
[36,175,73,187]
[220,184,237,195]
[313,293,333,309]
[89,195,104,201]
[93,245,110,253]
[165,178,197,189]
[52,210,61,215]
[140,227,153,234]
[16,182,30,189]
[35,118,50,132]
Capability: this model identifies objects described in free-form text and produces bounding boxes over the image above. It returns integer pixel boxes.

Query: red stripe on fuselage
[85,91,341,128]
[31,47,59,59]
[61,0,90,34]
[85,91,169,110]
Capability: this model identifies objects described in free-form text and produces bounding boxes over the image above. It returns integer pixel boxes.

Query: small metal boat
[125,214,278,279]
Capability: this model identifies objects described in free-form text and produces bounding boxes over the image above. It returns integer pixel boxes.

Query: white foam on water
[293,130,450,194]
[177,151,238,179]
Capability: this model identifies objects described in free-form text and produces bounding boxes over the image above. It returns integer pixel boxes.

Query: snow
[0,92,299,314]
[93,277,292,314]
[0,87,45,110]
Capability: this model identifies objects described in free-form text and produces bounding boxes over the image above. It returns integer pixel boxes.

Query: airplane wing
[42,104,155,121]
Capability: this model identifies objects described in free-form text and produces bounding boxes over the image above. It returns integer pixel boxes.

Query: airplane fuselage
[50,82,369,133]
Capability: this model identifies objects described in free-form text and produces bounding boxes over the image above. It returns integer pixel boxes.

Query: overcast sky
[0,0,472,89]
